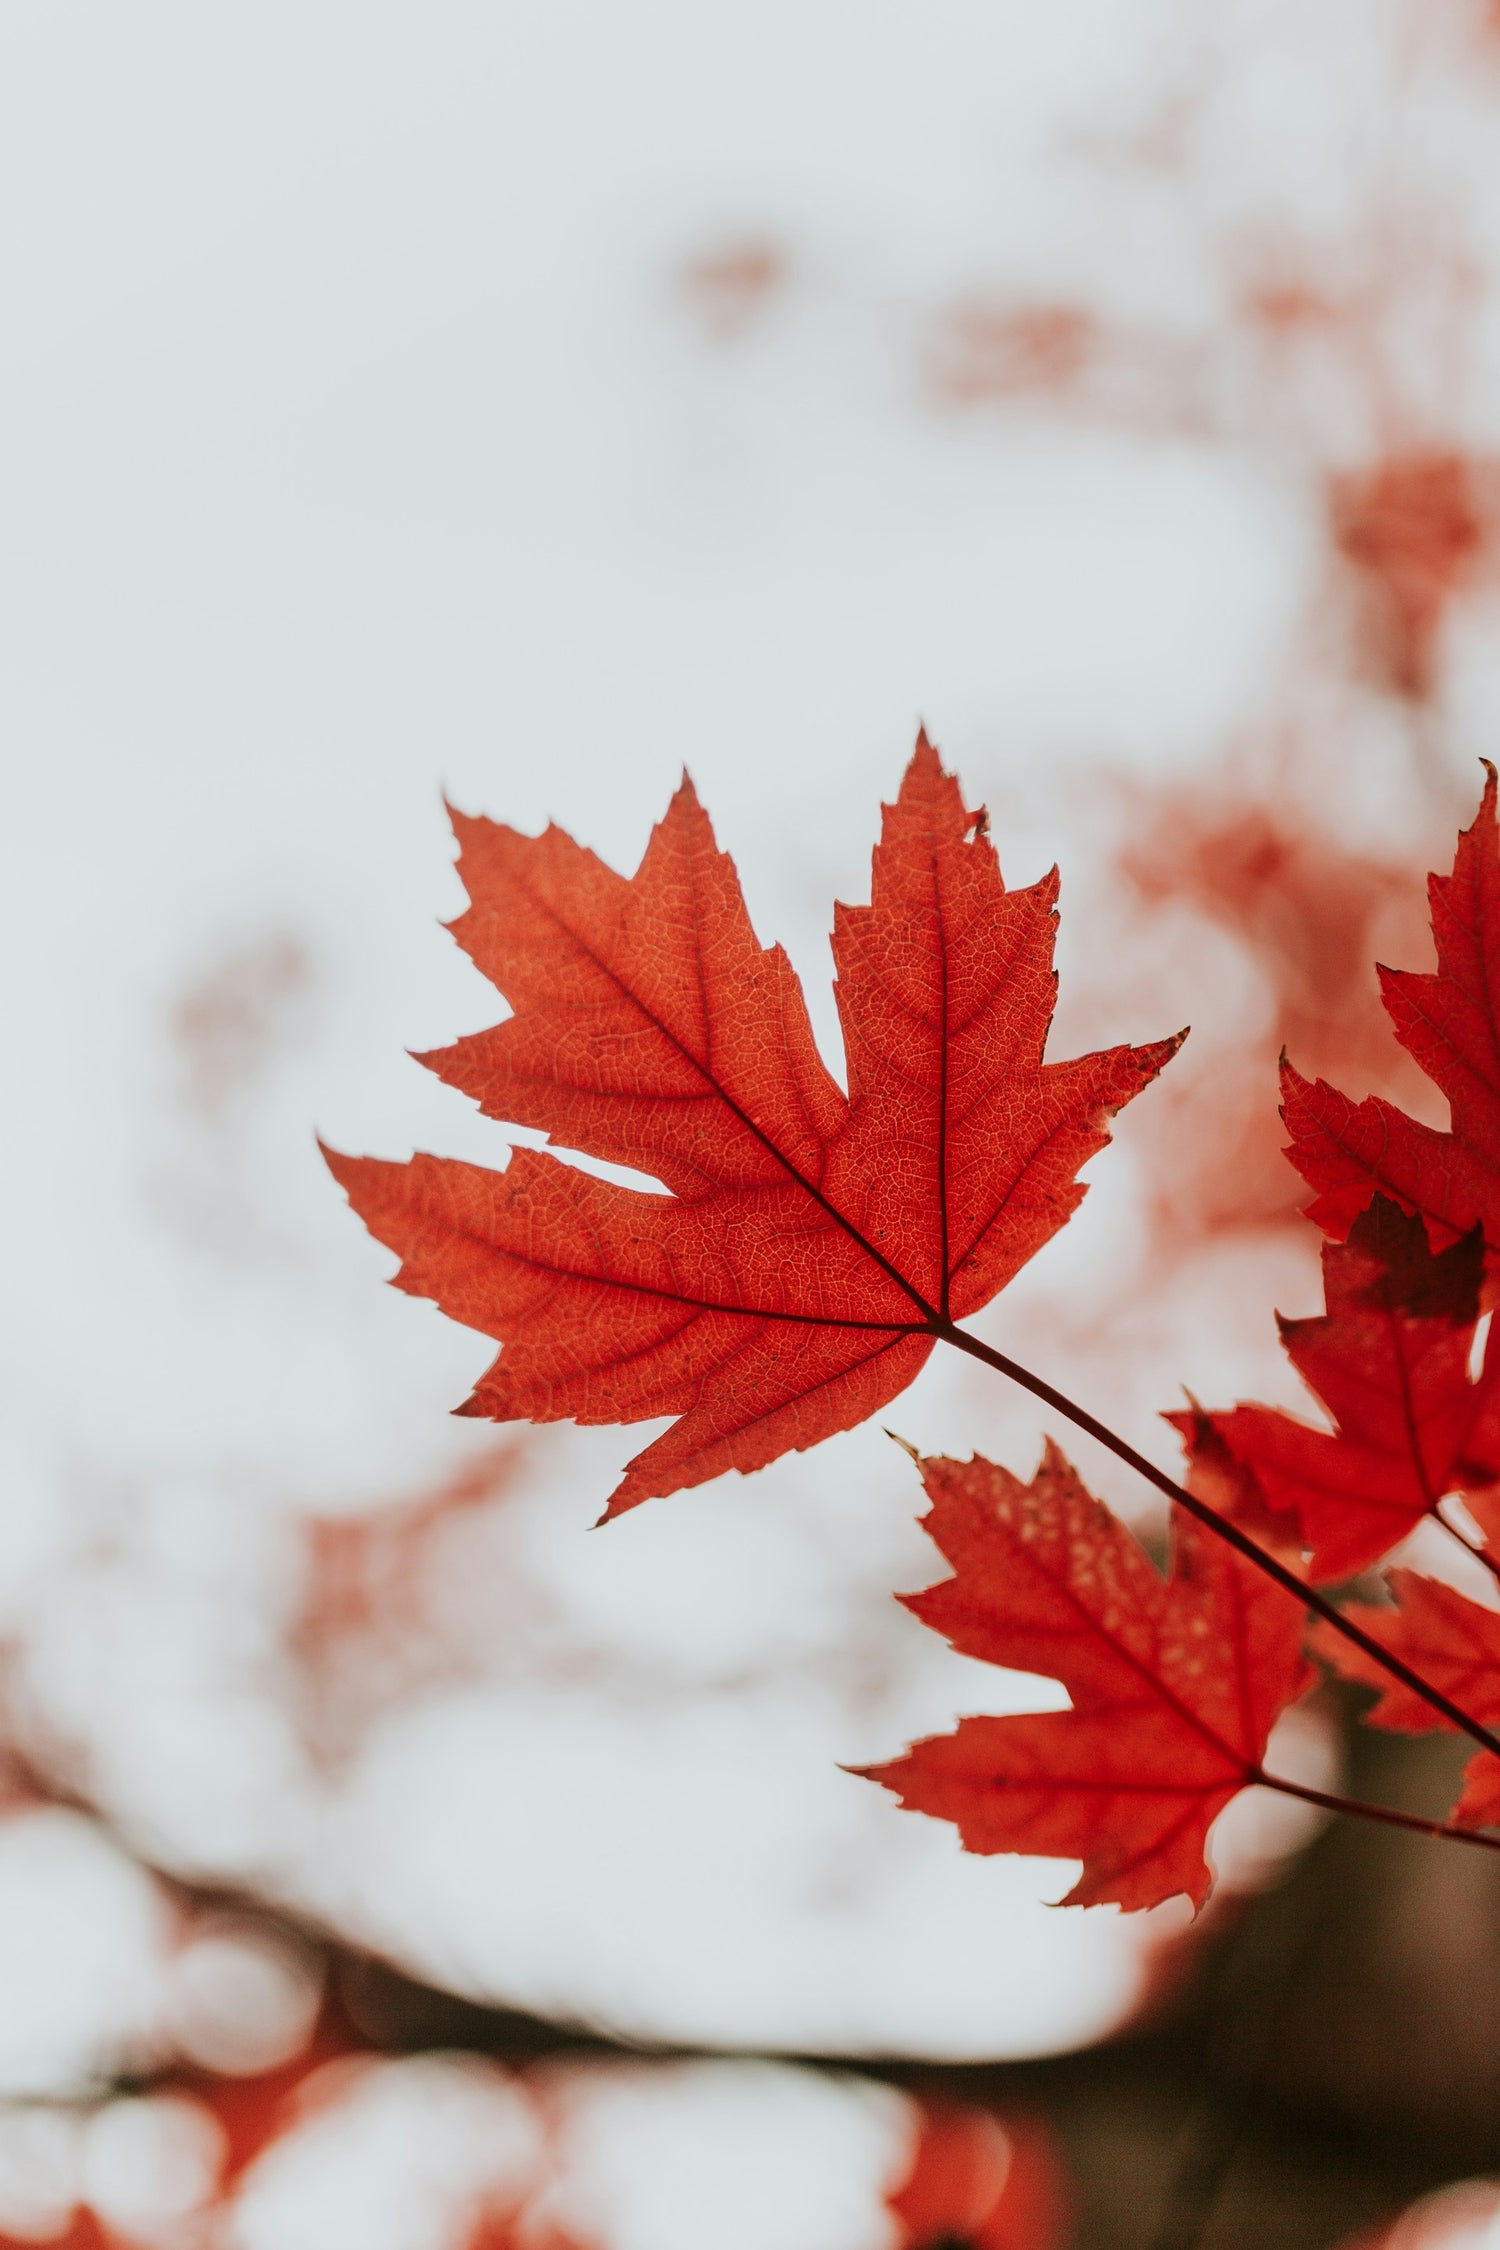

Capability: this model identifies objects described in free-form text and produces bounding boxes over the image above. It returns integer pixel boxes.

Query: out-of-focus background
[8,2,1500,2243]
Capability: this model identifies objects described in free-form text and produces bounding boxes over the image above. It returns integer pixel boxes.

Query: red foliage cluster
[0,1977,580,2250]
[0,1993,373,2250]
[0,1848,1060,2250]
[923,294,1203,432]
[1284,764,1500,1258]
[927,302,1097,406]
[1194,1201,1500,1580]
[330,737,1500,1917]
[924,219,1497,717]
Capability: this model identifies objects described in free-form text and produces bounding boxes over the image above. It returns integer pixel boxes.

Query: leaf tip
[842,1754,906,1799]
[441,791,483,843]
[598,1469,654,1524]
[317,1137,355,1189]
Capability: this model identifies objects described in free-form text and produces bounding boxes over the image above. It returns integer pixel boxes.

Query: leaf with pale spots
[859,1444,1312,1911]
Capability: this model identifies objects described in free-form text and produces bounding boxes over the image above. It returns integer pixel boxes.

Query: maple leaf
[1310,1571,1500,1829]
[1194,1199,1500,1581]
[1165,1402,1305,1569]
[326,736,1179,1514]
[1283,766,1500,1264]
[858,1444,1311,1912]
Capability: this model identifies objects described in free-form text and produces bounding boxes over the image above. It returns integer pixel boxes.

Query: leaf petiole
[1251,1770,1500,1855]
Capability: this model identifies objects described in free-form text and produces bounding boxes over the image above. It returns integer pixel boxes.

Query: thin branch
[1255,1770,1500,1854]
[935,1321,1500,1767]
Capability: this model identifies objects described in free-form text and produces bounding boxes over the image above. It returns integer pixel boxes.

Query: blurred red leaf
[1330,451,1493,701]
[1118,787,1429,1245]
[677,238,787,340]
[327,735,1178,1516]
[164,1990,373,2185]
[0,2221,110,2250]
[297,1444,520,1653]
[928,300,1097,405]
[289,1440,523,1759]
[858,1444,1311,1912]
[0,2001,370,2250]
[1284,767,1500,1268]
[1193,1199,1500,1580]
[886,2104,1071,2250]
[464,2209,590,2250]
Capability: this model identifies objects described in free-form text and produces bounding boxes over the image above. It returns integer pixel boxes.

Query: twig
[1254,1771,1500,1853]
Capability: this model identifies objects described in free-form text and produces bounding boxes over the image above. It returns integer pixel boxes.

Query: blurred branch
[8,1716,1500,2250]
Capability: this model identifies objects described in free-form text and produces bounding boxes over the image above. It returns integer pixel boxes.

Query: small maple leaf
[857,1444,1311,1912]
[1311,1571,1500,1829]
[1191,1198,1500,1581]
[1283,765,1500,1266]
[326,736,1180,1515]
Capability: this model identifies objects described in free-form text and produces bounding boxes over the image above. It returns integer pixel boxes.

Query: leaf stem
[935,1321,1500,1767]
[1254,1770,1500,1854]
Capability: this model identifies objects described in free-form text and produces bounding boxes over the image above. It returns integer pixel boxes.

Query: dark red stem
[1256,1770,1500,1853]
[936,1321,1500,1768]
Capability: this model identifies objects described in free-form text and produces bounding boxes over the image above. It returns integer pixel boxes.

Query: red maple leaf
[1283,766,1500,1267]
[1190,1199,1500,1581]
[1165,1403,1305,1569]
[1310,1570,1500,1829]
[326,736,1179,1514]
[857,1444,1311,1912]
